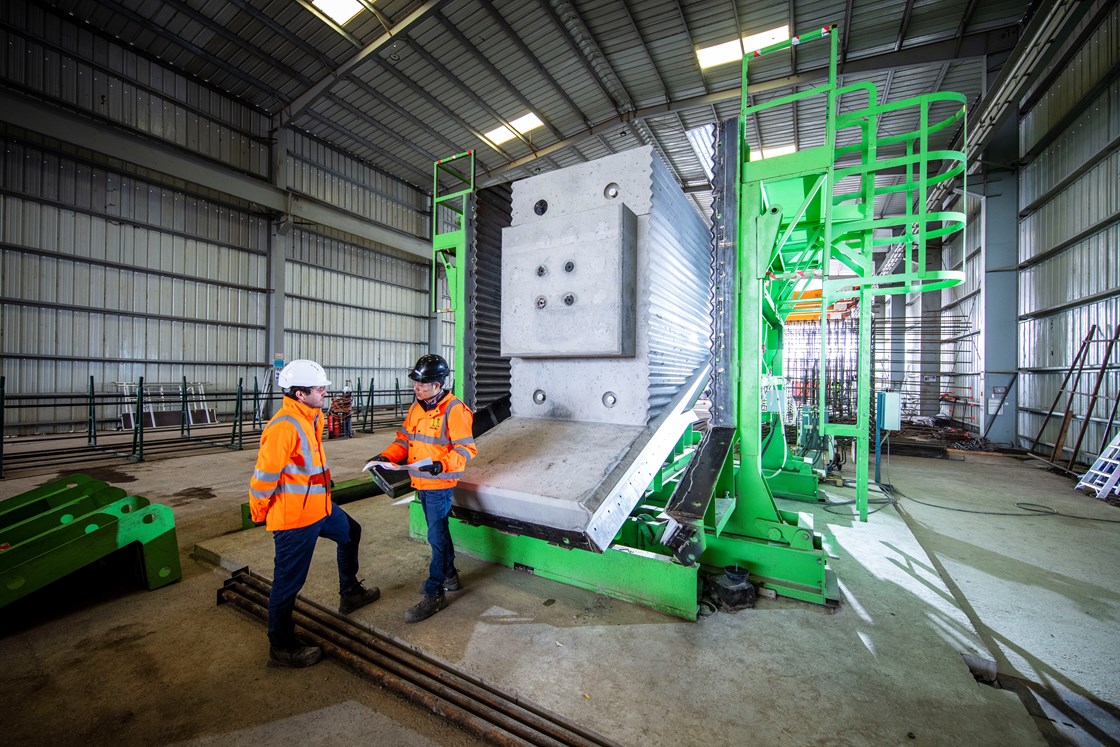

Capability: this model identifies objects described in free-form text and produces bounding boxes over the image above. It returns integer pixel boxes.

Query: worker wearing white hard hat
[248,359,380,667]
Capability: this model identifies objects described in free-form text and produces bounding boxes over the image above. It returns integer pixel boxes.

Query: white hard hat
[278,359,331,389]
[343,385,352,393]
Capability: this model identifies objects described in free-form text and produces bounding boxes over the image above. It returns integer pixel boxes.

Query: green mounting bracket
[432,150,476,401]
[0,474,182,609]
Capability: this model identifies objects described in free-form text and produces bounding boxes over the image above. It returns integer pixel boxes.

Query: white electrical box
[877,390,901,431]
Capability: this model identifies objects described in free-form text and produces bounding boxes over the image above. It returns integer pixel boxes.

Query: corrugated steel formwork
[1017,3,1120,464]
[0,138,269,429]
[283,227,431,395]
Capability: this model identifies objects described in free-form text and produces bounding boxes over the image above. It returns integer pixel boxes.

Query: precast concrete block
[500,202,636,358]
[509,147,653,226]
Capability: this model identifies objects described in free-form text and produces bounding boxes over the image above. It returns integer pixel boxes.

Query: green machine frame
[411,26,965,619]
[431,149,476,397]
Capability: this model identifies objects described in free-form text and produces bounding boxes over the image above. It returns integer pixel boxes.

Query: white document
[362,457,433,474]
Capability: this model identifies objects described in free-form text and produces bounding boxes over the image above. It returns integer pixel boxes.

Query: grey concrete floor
[2,432,1117,745]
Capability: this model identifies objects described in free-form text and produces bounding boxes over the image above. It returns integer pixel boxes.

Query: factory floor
[1,432,1118,746]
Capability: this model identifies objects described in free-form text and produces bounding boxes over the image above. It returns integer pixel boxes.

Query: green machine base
[1,474,182,609]
[409,502,701,620]
[764,466,820,503]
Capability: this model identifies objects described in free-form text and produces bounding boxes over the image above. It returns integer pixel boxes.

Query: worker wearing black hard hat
[366,354,476,623]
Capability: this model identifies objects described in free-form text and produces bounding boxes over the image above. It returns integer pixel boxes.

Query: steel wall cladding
[283,227,430,393]
[942,197,983,420]
[503,146,711,427]
[0,0,270,176]
[1018,151,1119,264]
[285,132,428,238]
[0,139,269,420]
[1020,80,1119,209]
[1017,5,1120,458]
[1019,4,1119,156]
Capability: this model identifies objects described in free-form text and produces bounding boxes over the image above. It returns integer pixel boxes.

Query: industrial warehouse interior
[1,0,1118,745]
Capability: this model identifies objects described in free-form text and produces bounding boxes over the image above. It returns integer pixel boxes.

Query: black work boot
[417,573,461,594]
[268,644,322,668]
[404,593,448,623]
[339,580,381,614]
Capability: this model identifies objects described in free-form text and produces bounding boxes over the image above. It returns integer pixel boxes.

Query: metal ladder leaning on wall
[1076,432,1120,499]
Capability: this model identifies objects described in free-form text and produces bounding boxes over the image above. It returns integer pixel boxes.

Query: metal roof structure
[46,0,1036,217]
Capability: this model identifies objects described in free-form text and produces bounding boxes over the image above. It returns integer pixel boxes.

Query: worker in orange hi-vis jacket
[249,359,380,668]
[365,354,476,624]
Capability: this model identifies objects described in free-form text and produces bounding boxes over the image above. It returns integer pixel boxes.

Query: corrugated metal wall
[0,137,269,427]
[285,131,429,237]
[942,196,983,429]
[284,227,430,394]
[1017,3,1120,462]
[0,1,437,435]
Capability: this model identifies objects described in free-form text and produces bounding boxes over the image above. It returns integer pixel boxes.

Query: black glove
[418,461,443,476]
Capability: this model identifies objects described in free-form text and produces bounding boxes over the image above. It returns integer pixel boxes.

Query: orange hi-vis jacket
[380,390,476,490]
[248,396,332,531]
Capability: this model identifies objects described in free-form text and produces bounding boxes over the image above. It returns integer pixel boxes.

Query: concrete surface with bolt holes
[7,428,1115,745]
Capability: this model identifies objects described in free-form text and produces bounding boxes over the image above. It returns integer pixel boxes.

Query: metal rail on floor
[217,568,619,747]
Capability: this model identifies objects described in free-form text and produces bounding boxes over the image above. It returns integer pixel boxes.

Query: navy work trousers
[268,504,360,649]
[419,488,456,598]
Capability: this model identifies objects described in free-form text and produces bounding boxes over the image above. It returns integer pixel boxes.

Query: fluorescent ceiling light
[484,113,544,145]
[751,144,798,161]
[697,25,790,70]
[313,0,364,25]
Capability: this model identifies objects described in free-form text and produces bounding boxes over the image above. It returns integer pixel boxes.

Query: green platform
[1,474,181,608]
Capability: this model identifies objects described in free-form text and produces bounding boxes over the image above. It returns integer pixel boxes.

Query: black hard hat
[408,354,449,384]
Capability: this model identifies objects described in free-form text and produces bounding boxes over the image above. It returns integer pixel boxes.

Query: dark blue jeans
[268,504,360,649]
[419,488,456,598]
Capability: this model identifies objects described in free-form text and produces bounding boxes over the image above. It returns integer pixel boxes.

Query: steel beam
[280,0,447,127]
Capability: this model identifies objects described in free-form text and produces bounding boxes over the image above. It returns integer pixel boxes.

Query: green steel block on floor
[409,502,700,620]
[0,474,182,609]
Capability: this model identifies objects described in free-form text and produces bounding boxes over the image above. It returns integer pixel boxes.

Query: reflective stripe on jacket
[248,397,332,531]
[380,391,476,490]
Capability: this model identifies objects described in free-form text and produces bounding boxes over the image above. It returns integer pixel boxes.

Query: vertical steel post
[180,376,190,438]
[87,375,97,447]
[132,377,145,462]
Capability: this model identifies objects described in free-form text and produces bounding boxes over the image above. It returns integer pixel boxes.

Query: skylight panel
[484,113,544,146]
[313,0,364,26]
[697,25,790,70]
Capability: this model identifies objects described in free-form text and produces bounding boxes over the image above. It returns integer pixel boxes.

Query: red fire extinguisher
[328,414,341,439]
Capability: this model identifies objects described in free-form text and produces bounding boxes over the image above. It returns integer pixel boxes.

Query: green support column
[431,151,475,400]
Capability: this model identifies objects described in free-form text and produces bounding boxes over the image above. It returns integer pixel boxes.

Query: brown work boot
[268,644,322,668]
[404,593,447,623]
[339,580,381,614]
